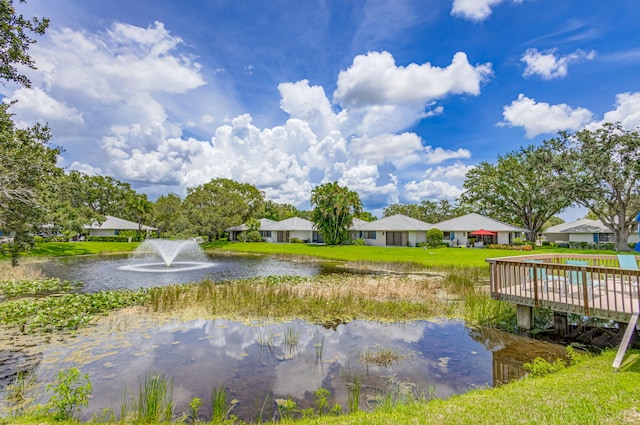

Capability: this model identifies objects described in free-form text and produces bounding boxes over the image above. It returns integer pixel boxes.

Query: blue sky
[6,0,640,220]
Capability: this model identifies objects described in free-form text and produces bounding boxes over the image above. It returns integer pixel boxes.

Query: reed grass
[358,347,407,368]
[211,383,229,422]
[120,371,174,423]
[146,274,458,324]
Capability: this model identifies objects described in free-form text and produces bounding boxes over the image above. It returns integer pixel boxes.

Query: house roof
[545,218,609,234]
[86,215,156,231]
[352,214,431,231]
[227,218,276,232]
[431,213,526,232]
[262,217,315,231]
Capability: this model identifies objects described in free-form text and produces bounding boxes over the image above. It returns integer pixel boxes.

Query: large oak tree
[460,145,571,241]
[545,123,640,251]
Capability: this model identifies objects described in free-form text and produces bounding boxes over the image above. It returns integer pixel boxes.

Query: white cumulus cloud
[521,48,595,79]
[451,0,523,22]
[586,92,640,131]
[501,94,593,138]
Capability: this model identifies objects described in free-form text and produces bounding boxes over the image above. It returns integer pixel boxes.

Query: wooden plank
[613,311,639,369]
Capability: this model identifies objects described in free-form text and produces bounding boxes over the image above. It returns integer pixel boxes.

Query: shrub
[45,368,92,421]
[85,236,131,242]
[487,244,533,251]
[352,238,366,246]
[512,237,524,246]
[426,228,444,248]
[289,238,304,243]
[246,230,263,242]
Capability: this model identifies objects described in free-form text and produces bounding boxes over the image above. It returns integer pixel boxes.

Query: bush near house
[487,244,534,251]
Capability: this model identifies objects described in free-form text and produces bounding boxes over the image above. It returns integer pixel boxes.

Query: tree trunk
[616,227,631,252]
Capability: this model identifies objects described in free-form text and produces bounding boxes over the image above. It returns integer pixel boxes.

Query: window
[443,231,451,239]
[598,233,613,242]
[360,231,376,239]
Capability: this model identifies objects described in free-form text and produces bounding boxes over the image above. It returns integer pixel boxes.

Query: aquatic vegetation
[358,347,407,368]
[120,371,174,423]
[4,372,38,418]
[0,277,82,299]
[44,367,92,421]
[0,290,149,332]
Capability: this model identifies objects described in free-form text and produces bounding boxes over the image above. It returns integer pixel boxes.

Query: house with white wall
[85,215,156,236]
[351,214,431,247]
[261,217,323,243]
[431,213,526,247]
[544,218,639,245]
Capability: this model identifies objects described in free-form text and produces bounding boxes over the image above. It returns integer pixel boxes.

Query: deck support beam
[516,304,534,330]
[553,312,569,336]
[613,311,639,369]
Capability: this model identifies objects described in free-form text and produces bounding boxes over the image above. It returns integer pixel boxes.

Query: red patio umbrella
[469,229,496,236]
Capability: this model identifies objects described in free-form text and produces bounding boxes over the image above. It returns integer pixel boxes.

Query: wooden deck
[487,253,640,322]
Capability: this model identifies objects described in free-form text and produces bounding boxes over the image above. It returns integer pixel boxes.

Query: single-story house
[85,215,156,237]
[261,217,323,243]
[431,213,526,247]
[227,218,276,241]
[351,214,431,247]
[544,218,640,245]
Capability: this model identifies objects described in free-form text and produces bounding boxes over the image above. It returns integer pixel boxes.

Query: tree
[383,200,465,223]
[260,200,301,221]
[183,178,264,242]
[460,145,571,241]
[545,123,640,251]
[128,195,153,234]
[44,171,141,236]
[0,107,59,264]
[0,0,54,264]
[310,182,362,245]
[151,193,188,237]
[0,0,49,87]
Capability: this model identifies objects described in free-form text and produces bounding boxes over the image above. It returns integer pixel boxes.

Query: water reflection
[33,254,337,292]
[22,318,565,422]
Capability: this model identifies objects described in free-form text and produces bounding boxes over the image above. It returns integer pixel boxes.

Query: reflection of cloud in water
[24,318,565,422]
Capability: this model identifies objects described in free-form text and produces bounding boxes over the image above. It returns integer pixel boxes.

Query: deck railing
[487,254,640,321]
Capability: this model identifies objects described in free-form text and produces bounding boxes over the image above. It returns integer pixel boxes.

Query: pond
[7,316,565,422]
[2,253,567,422]
[32,253,339,292]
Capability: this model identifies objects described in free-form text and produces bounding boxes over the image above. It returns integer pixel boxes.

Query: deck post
[516,304,534,330]
[553,312,569,336]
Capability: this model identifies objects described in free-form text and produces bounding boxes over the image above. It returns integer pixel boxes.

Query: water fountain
[118,239,216,273]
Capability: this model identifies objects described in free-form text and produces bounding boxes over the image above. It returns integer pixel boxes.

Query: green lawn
[9,241,141,258]
[207,241,619,269]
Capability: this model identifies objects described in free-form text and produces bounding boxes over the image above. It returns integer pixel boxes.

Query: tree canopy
[311,182,362,245]
[460,145,571,240]
[383,200,464,223]
[183,178,264,242]
[545,123,640,251]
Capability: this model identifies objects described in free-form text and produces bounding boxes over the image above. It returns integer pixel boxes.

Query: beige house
[351,214,431,247]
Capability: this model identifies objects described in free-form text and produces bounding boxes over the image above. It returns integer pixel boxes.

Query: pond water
[18,317,565,422]
[33,253,338,292]
[5,254,567,422]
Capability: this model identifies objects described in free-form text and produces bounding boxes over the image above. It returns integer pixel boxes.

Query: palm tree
[311,182,362,245]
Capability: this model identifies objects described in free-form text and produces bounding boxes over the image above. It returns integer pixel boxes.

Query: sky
[5,0,640,221]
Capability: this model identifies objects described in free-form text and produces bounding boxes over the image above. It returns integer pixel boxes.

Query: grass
[1,241,141,259]
[205,241,619,269]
